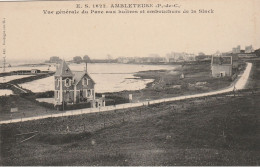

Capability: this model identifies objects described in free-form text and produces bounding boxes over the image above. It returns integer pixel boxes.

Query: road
[9,83,28,93]
[0,62,252,125]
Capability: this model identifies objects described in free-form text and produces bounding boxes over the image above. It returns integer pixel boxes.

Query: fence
[4,88,259,136]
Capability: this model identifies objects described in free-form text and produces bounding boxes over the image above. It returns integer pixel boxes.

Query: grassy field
[0,95,57,121]
[245,58,260,89]
[0,89,259,165]
[0,60,258,165]
[105,61,245,102]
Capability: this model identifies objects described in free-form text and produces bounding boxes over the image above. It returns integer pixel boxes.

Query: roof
[73,71,96,85]
[212,56,232,65]
[73,71,85,84]
[54,60,73,77]
[54,60,95,84]
[225,53,239,61]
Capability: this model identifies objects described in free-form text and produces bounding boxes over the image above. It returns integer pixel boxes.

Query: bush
[37,132,92,145]
[62,102,92,110]
[35,91,54,98]
[105,95,129,106]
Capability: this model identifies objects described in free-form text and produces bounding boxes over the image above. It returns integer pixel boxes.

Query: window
[80,90,83,97]
[56,79,59,88]
[87,89,91,97]
[65,68,69,73]
[56,91,59,99]
[82,78,89,85]
[65,78,71,87]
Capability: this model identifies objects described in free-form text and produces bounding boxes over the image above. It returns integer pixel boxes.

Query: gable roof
[73,71,85,84]
[225,53,239,61]
[212,56,232,65]
[54,60,73,77]
[73,71,96,85]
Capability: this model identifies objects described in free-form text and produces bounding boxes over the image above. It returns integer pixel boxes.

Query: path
[9,83,28,93]
[0,63,252,125]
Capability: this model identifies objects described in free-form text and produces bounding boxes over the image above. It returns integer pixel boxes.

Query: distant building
[134,57,144,63]
[166,52,196,62]
[213,51,222,57]
[117,57,135,64]
[211,56,232,77]
[117,56,166,64]
[54,60,96,108]
[31,69,41,74]
[229,45,256,58]
[232,45,241,54]
[143,56,166,63]
[245,45,254,53]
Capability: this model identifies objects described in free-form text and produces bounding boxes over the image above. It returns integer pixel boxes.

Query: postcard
[0,0,259,166]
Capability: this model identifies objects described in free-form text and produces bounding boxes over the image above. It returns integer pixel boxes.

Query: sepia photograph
[0,0,259,165]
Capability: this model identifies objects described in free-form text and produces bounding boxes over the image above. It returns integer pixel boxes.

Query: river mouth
[15,63,177,93]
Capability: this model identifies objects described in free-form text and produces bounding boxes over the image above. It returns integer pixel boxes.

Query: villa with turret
[54,60,98,108]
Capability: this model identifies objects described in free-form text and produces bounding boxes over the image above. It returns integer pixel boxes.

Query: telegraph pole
[3,56,6,72]
[2,56,6,83]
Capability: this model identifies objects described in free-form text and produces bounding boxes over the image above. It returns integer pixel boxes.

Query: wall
[212,65,232,77]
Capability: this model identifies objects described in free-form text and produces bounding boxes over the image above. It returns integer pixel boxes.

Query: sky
[0,0,260,62]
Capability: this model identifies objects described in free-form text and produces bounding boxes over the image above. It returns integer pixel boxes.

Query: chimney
[85,61,87,72]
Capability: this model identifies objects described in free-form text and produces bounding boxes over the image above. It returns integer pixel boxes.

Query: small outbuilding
[31,69,41,74]
[211,56,232,77]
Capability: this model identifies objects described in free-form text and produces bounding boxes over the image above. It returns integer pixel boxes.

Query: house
[31,69,41,74]
[245,45,254,53]
[232,45,241,54]
[224,53,239,68]
[54,60,96,108]
[211,56,232,77]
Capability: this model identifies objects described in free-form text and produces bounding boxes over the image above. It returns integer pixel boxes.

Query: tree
[73,56,83,64]
[49,56,61,63]
[83,55,91,63]
[198,52,205,56]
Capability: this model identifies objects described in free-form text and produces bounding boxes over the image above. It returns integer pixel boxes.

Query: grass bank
[0,90,259,165]
[104,61,245,103]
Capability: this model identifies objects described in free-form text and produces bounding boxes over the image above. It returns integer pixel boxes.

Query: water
[18,63,177,93]
[0,89,13,96]
[0,75,33,96]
